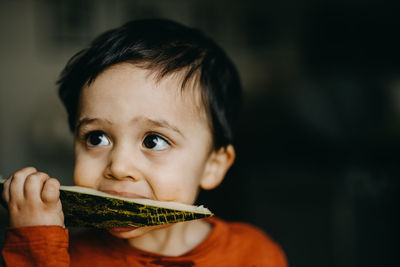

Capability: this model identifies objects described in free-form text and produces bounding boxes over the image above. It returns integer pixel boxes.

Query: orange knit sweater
[1,217,287,267]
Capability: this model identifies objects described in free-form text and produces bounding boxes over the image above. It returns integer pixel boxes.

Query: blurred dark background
[1,0,399,266]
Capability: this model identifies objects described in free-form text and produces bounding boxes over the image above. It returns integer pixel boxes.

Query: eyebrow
[75,117,183,137]
[137,117,184,137]
[75,118,112,132]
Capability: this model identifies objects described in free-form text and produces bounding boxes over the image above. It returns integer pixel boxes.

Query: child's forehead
[132,64,201,103]
[153,69,205,109]
[84,63,209,121]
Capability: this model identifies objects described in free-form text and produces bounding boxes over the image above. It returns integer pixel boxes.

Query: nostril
[105,164,139,182]
[106,148,141,181]
[104,171,115,180]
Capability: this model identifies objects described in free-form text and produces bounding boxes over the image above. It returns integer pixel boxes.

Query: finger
[9,167,37,203]
[2,176,12,203]
[24,172,50,202]
[41,178,60,205]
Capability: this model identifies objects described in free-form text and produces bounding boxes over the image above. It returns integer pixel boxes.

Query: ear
[200,145,236,190]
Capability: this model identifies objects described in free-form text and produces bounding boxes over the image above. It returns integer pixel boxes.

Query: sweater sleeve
[1,226,70,267]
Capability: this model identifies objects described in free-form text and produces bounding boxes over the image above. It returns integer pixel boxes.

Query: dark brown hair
[57,18,242,149]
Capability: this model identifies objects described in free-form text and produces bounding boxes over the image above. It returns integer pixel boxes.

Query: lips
[108,226,140,233]
[100,189,147,199]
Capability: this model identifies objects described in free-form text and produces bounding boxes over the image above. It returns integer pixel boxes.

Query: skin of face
[73,63,235,248]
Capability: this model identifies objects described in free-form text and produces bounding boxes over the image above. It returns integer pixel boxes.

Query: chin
[107,224,169,239]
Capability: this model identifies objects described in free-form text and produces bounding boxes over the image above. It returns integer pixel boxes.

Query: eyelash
[143,132,171,145]
[79,130,172,148]
[84,130,110,147]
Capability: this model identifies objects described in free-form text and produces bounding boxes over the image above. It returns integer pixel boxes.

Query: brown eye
[143,134,169,150]
[86,131,110,147]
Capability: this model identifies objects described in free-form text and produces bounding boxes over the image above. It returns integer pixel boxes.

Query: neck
[128,219,212,257]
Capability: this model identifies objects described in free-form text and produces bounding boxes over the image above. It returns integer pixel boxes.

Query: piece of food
[0,178,213,228]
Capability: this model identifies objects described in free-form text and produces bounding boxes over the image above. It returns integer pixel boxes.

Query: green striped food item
[0,178,213,228]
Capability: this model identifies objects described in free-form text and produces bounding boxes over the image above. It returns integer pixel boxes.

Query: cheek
[73,150,103,187]
[73,157,90,186]
[149,156,207,203]
[153,181,199,204]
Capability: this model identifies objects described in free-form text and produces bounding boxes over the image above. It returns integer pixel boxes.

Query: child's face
[73,63,214,204]
[72,63,230,237]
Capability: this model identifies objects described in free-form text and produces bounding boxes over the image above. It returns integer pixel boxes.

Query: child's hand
[1,167,64,228]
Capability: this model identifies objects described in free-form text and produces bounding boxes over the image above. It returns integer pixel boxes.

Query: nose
[104,144,141,182]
